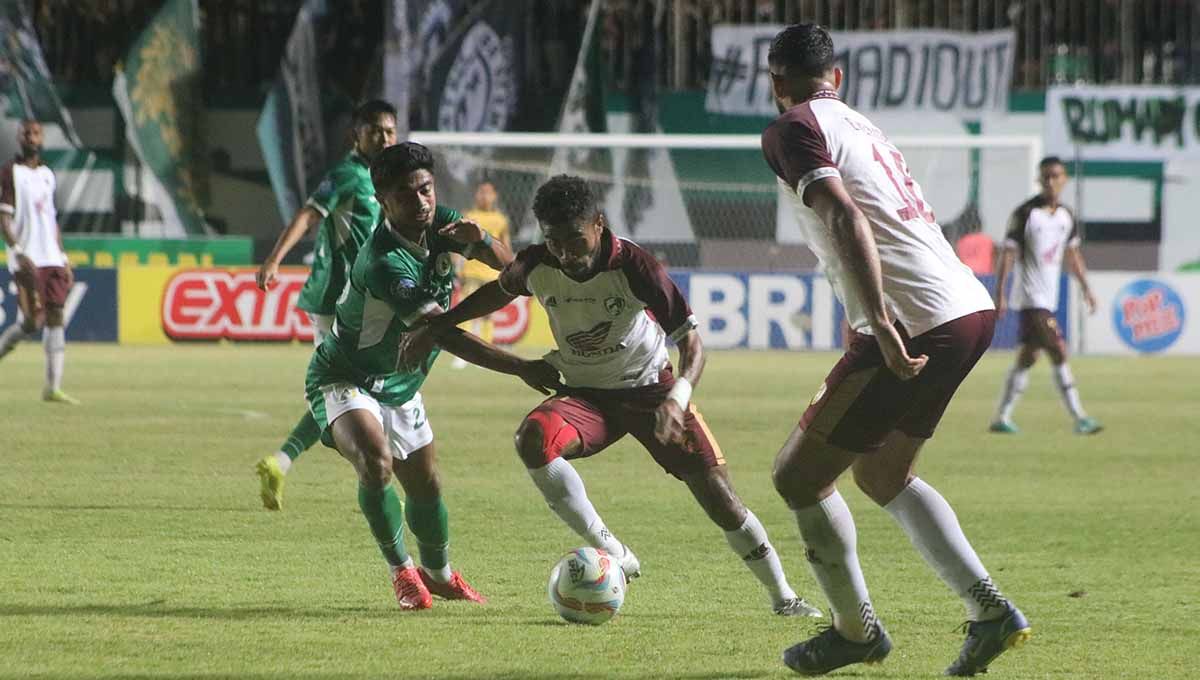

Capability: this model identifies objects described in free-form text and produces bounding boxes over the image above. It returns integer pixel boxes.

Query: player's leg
[634,402,818,616]
[39,268,77,404]
[866,310,1030,676]
[1042,315,1101,434]
[322,386,429,609]
[0,269,41,360]
[770,334,910,674]
[384,393,485,602]
[255,313,335,510]
[514,397,639,578]
[991,310,1042,432]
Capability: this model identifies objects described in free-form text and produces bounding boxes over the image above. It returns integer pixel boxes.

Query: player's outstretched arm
[432,326,562,395]
[439,219,513,271]
[1066,245,1097,314]
[396,281,517,371]
[805,176,926,380]
[257,206,323,290]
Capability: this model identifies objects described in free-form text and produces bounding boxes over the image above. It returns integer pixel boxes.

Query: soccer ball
[547,547,626,625]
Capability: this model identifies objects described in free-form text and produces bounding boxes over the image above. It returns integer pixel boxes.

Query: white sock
[527,457,624,556]
[389,557,415,576]
[792,491,878,642]
[1052,362,1087,420]
[43,326,65,391]
[723,509,797,606]
[994,361,1030,423]
[420,564,452,583]
[0,324,26,355]
[884,478,1009,621]
[272,451,293,474]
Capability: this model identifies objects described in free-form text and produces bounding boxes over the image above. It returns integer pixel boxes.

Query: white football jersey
[1,158,66,271]
[499,230,698,390]
[762,91,993,337]
[1005,196,1079,312]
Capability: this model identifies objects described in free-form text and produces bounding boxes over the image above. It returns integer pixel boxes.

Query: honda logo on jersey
[565,321,613,354]
[162,269,315,341]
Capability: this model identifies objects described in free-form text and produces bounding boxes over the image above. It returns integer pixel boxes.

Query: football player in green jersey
[305,142,548,609]
[254,100,397,511]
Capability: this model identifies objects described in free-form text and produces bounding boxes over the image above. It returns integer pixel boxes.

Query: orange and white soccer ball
[547,547,626,625]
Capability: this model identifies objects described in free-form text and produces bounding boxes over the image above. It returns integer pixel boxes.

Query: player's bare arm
[805,176,927,380]
[654,328,706,446]
[396,280,517,370]
[1066,245,1097,313]
[0,212,35,278]
[994,247,1016,316]
[257,205,323,290]
[438,218,513,271]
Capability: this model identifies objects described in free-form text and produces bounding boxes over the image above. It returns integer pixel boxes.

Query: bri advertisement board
[0,269,117,341]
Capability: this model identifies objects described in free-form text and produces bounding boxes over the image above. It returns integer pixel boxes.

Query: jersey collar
[805,89,840,102]
[381,219,430,261]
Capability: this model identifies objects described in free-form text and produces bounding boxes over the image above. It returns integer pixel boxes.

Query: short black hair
[353,99,398,127]
[1039,156,1067,171]
[768,23,835,78]
[370,142,433,190]
[533,175,598,228]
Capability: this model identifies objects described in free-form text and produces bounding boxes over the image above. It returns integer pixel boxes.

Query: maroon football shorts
[1018,308,1066,356]
[15,265,70,309]
[799,310,996,453]
[526,368,725,479]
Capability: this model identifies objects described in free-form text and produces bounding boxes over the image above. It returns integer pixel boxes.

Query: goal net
[409,131,1042,271]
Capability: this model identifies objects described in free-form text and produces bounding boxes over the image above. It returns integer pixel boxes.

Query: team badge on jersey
[435,252,454,277]
[604,296,625,317]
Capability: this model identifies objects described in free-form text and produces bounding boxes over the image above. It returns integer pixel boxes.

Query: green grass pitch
[1,344,1197,679]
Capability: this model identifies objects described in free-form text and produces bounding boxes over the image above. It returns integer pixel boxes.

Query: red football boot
[391,566,433,610]
[419,568,488,604]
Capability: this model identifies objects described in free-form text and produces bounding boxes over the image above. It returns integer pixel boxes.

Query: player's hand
[439,219,486,246]
[1084,289,1098,315]
[256,260,279,291]
[63,262,74,288]
[873,322,927,381]
[396,324,439,373]
[15,252,35,278]
[654,400,687,446]
[518,359,563,395]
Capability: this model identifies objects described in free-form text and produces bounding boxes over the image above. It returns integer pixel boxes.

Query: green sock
[406,496,450,572]
[280,411,322,461]
[357,484,409,567]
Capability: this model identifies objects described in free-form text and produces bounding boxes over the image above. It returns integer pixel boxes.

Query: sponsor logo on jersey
[604,296,625,317]
[565,321,613,354]
[434,252,454,277]
[1113,279,1185,353]
[162,269,314,341]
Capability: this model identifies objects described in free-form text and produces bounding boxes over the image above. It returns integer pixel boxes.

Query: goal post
[409,130,1043,267]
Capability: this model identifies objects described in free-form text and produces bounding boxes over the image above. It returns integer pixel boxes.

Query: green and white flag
[0,0,80,144]
[112,0,209,236]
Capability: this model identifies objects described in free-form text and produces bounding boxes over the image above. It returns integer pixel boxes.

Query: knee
[1017,346,1037,368]
[44,308,64,328]
[772,454,819,507]
[514,410,574,469]
[21,317,41,334]
[359,445,393,488]
[852,465,910,506]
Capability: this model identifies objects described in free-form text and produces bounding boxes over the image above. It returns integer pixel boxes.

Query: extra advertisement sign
[161,269,315,341]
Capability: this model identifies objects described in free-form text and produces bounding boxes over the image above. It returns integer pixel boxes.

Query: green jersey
[306,206,466,406]
[297,151,380,315]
